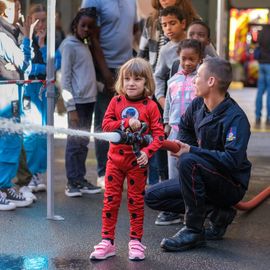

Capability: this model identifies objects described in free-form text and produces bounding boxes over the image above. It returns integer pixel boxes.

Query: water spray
[1,118,268,211]
[0,118,121,143]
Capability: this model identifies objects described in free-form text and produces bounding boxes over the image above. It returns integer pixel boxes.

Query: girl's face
[187,24,210,46]
[76,15,96,40]
[179,48,201,74]
[123,73,146,99]
[32,11,47,34]
[159,0,177,9]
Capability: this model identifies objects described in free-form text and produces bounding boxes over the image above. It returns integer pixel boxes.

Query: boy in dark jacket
[145,57,252,251]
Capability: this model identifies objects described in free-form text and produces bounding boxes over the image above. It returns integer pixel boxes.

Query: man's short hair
[203,57,232,92]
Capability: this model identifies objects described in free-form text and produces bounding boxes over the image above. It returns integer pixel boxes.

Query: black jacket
[179,94,252,189]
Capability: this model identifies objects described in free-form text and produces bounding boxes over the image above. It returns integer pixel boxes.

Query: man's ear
[208,76,215,87]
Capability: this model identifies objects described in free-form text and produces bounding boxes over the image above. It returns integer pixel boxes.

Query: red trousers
[101,153,147,240]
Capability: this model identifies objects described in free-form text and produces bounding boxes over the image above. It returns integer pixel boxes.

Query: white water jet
[0,118,121,143]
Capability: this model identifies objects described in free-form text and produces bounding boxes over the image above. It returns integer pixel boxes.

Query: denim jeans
[255,63,270,120]
[148,154,159,185]
[65,103,95,185]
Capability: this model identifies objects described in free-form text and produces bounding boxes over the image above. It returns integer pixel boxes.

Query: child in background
[170,20,218,76]
[22,3,61,192]
[90,58,164,261]
[164,39,204,179]
[154,6,186,110]
[60,8,101,197]
[187,20,218,58]
[138,0,200,187]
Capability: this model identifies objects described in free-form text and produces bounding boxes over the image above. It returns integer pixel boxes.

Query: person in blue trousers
[255,25,270,127]
[0,0,33,210]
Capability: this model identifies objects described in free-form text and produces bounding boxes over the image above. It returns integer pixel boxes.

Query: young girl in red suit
[90,58,164,261]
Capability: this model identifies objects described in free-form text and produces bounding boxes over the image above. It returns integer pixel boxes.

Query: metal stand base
[47,215,65,221]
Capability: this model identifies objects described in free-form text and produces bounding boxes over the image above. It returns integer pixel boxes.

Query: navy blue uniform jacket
[179,94,252,190]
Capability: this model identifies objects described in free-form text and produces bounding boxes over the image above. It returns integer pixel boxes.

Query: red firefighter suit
[101,95,165,240]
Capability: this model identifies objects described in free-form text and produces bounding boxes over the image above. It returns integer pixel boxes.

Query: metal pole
[216,0,226,58]
[46,0,64,221]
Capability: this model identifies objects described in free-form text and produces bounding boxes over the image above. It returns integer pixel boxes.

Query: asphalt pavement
[0,87,269,270]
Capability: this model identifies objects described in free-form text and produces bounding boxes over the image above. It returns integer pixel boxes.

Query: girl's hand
[29,19,39,40]
[21,15,34,38]
[170,140,190,157]
[36,29,46,48]
[129,118,141,131]
[137,151,148,166]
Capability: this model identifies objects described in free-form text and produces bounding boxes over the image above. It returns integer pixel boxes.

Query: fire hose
[114,125,269,211]
[161,140,270,211]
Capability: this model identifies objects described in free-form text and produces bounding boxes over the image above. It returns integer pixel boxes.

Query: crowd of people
[0,0,253,263]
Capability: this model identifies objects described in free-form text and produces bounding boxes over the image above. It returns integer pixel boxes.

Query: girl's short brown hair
[115,58,155,98]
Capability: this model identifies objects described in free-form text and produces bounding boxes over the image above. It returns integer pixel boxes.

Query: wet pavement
[0,88,269,270]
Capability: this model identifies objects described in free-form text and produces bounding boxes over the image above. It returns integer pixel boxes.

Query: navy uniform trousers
[145,152,246,230]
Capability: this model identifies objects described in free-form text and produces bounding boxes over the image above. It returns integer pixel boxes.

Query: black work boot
[205,207,237,240]
[160,226,205,251]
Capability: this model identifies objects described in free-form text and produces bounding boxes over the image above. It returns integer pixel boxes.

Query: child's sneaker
[2,188,33,207]
[28,174,46,192]
[90,240,116,260]
[0,191,16,211]
[19,186,37,202]
[128,239,146,261]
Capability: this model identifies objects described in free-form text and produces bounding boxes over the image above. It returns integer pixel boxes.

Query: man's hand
[68,110,80,128]
[170,140,190,157]
[137,151,148,166]
[129,118,141,131]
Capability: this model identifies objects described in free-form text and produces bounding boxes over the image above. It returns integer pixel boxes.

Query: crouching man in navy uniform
[145,57,252,251]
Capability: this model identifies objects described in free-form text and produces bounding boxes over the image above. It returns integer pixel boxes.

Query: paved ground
[0,88,269,270]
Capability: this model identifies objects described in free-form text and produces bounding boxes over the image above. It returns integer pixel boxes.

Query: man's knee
[144,186,160,210]
[178,153,196,172]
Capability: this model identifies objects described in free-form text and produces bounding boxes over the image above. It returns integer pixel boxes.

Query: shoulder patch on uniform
[226,127,237,142]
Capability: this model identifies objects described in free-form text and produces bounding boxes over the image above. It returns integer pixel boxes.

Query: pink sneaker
[90,240,116,260]
[128,240,146,261]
